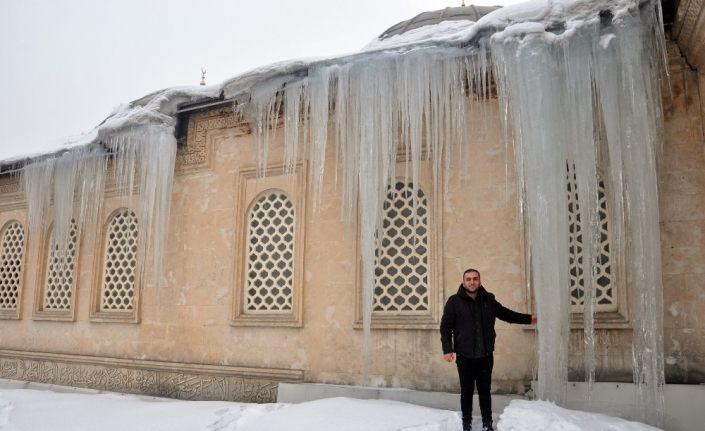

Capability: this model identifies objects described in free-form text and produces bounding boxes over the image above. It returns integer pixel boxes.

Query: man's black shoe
[462,421,472,431]
[481,419,493,431]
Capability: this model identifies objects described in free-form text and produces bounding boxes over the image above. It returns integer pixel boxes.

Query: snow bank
[0,390,460,431]
[498,400,663,431]
[0,389,666,431]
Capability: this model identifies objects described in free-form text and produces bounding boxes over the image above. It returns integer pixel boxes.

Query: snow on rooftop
[0,0,643,166]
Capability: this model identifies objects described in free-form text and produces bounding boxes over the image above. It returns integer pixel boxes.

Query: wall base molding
[0,349,303,402]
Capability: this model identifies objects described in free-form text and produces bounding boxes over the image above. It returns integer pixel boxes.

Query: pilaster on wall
[0,350,303,402]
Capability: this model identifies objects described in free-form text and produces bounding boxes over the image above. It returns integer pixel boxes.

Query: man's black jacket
[440,284,531,357]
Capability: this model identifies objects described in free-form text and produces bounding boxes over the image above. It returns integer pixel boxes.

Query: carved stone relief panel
[0,350,302,403]
[674,0,705,71]
[176,106,250,175]
[0,176,24,211]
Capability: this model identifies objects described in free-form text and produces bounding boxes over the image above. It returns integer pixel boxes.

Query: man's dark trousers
[456,354,494,427]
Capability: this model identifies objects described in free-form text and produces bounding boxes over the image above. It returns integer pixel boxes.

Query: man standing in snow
[440,268,536,431]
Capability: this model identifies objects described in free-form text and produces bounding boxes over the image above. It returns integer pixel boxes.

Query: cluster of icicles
[21,125,176,302]
[14,0,665,427]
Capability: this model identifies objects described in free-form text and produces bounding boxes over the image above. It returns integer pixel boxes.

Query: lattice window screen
[373,181,429,313]
[566,164,615,312]
[245,192,295,313]
[43,220,78,310]
[0,222,24,310]
[101,209,138,311]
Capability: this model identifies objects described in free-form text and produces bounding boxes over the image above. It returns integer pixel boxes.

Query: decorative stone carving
[0,176,20,195]
[674,0,705,71]
[176,106,250,174]
[0,350,302,402]
[0,176,24,211]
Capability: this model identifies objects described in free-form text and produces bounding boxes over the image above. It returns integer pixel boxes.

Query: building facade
[0,1,703,403]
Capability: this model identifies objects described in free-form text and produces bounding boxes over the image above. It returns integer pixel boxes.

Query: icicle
[283,80,304,175]
[105,124,177,289]
[492,34,571,405]
[52,152,79,253]
[23,158,56,259]
[559,28,600,398]
[76,146,108,244]
[491,1,665,424]
[246,77,287,177]
[305,67,331,210]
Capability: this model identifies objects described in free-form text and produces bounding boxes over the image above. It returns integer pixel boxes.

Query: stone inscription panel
[0,356,287,402]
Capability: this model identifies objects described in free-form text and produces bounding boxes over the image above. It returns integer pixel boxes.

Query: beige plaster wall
[659,50,705,383]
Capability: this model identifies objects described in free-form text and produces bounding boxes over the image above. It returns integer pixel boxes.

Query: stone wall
[660,43,705,383]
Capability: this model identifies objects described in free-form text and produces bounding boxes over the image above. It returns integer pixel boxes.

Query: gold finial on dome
[199,67,207,86]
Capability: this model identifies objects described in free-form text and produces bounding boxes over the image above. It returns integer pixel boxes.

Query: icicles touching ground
[493,35,571,405]
[594,12,666,426]
[491,3,665,426]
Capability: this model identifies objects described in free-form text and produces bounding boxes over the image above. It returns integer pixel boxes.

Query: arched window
[566,163,616,313]
[374,181,429,313]
[245,191,295,313]
[100,209,138,312]
[42,219,78,311]
[0,221,25,314]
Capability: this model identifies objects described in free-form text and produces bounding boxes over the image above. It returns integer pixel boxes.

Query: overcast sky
[0,0,521,161]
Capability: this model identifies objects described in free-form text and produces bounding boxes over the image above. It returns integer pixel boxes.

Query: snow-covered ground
[0,388,661,431]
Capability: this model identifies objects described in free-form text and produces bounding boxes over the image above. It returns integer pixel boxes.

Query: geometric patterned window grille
[245,191,295,313]
[101,209,138,311]
[566,163,616,313]
[373,181,429,313]
[0,221,25,310]
[43,220,78,310]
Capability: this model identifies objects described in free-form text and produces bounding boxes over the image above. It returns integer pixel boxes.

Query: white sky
[0,0,523,161]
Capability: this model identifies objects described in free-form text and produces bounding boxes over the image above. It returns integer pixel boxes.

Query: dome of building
[378,5,502,40]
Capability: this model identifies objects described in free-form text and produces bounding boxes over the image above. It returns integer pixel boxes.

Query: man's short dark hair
[463,268,480,278]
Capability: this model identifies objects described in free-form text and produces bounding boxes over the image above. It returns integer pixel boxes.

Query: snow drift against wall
[0,0,666,427]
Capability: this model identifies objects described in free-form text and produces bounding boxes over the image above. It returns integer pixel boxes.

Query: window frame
[353,160,443,330]
[564,162,630,327]
[33,219,80,321]
[89,206,141,324]
[231,163,307,327]
[0,218,27,320]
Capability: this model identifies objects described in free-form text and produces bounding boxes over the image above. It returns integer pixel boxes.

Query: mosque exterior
[0,1,702,408]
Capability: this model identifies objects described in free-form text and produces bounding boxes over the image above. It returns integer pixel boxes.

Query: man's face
[463,271,481,294]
